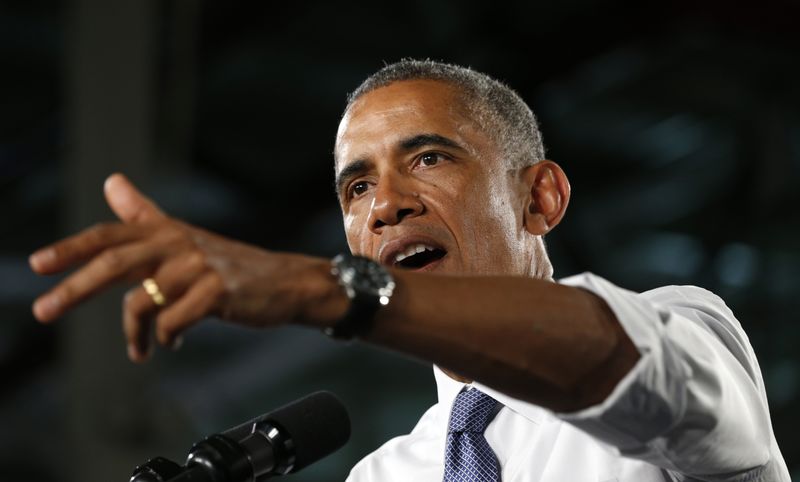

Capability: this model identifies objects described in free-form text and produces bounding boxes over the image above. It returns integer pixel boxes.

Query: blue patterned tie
[443,388,501,482]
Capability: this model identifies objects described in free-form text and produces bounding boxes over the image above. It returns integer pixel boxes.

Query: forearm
[300,267,639,412]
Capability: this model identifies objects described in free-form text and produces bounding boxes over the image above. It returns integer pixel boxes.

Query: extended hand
[30,174,341,362]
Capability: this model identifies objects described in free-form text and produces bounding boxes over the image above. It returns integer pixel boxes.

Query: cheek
[462,178,511,226]
[461,180,522,261]
[343,214,359,249]
[487,184,524,246]
[343,213,373,256]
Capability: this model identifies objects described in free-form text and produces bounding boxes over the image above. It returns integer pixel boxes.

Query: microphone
[130,391,350,482]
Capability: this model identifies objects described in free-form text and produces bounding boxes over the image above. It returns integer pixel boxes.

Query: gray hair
[345,59,545,169]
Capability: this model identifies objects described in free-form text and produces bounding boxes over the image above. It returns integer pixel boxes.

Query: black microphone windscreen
[265,391,351,472]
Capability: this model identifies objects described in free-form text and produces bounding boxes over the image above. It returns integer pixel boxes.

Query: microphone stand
[131,423,290,482]
[129,391,349,482]
[130,456,183,482]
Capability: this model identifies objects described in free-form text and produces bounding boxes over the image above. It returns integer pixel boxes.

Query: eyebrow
[399,133,465,152]
[334,133,466,198]
[335,159,371,198]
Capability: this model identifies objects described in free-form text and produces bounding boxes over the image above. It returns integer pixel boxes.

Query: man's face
[334,80,534,276]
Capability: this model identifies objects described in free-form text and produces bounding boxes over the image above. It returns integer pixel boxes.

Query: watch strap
[324,290,381,339]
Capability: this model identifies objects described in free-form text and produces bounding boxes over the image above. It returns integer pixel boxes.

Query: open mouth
[393,244,447,270]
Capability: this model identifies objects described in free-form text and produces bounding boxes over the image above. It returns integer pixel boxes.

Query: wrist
[323,254,395,339]
[291,256,349,330]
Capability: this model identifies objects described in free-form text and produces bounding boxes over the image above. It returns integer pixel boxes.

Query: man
[30,60,789,481]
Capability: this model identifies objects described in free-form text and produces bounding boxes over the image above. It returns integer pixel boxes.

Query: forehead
[334,80,489,171]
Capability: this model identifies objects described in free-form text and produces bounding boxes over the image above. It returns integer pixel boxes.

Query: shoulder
[560,271,727,307]
[559,272,742,334]
[560,272,759,385]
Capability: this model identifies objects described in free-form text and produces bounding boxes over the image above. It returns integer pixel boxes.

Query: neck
[530,236,554,280]
[441,367,473,384]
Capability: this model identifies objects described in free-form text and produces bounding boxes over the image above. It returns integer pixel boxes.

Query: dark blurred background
[1,0,799,480]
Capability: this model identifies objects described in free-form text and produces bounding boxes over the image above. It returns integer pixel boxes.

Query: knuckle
[57,284,75,305]
[99,249,124,272]
[50,242,67,260]
[159,223,189,245]
[123,288,149,318]
[155,319,174,346]
[209,271,224,289]
[86,222,111,243]
[123,288,138,309]
[208,273,227,300]
[185,250,207,270]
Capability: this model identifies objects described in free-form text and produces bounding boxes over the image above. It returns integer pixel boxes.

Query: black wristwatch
[325,254,396,340]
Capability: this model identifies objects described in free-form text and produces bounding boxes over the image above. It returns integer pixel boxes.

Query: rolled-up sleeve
[557,273,787,481]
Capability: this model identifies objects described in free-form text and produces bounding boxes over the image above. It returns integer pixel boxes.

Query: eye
[417,152,446,167]
[349,180,370,198]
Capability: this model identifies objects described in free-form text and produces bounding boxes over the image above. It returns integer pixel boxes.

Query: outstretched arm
[31,173,637,411]
[310,270,638,412]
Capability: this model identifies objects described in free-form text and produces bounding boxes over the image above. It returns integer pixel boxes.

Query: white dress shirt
[347,273,790,481]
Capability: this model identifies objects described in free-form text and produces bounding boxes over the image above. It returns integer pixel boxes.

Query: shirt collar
[433,365,551,427]
[434,365,466,408]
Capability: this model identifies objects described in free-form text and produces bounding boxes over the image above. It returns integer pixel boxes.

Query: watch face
[334,255,396,300]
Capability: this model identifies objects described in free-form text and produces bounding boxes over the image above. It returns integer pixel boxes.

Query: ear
[521,161,571,236]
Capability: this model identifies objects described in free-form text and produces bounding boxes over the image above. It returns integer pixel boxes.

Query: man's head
[334,60,570,279]
[345,59,546,171]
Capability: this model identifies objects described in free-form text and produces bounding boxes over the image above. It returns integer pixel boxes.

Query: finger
[123,287,155,363]
[33,240,167,322]
[104,173,167,224]
[123,252,208,361]
[155,272,224,348]
[29,222,144,275]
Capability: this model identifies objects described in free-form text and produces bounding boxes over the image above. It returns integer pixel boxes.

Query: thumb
[104,173,167,224]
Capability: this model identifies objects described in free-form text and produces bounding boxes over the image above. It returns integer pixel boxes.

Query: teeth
[394,244,436,264]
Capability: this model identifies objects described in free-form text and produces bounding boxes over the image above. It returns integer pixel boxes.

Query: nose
[367,173,424,233]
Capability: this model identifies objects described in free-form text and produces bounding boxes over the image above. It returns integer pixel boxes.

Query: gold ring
[142,278,166,306]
